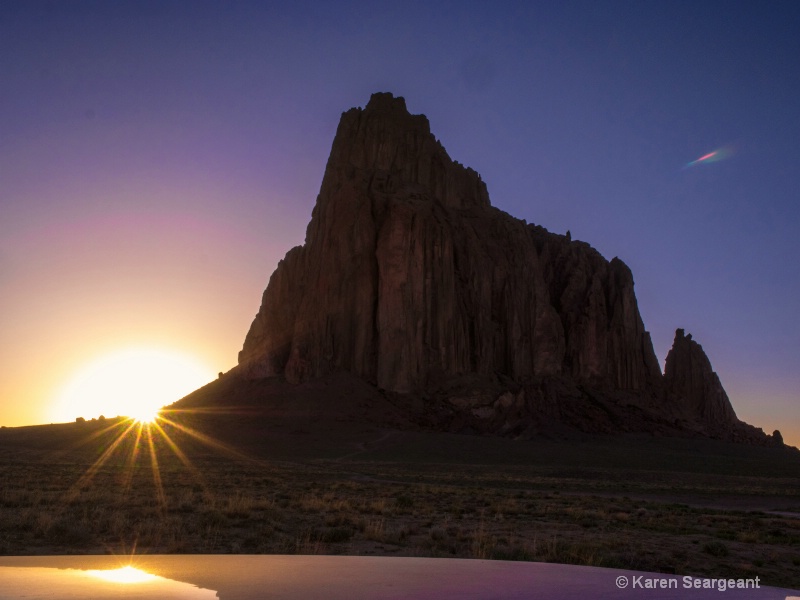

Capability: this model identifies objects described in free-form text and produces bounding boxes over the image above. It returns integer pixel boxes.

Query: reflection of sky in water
[1,556,797,599]
[0,565,216,599]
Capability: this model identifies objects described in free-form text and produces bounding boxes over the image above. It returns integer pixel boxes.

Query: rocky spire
[318,92,490,212]
[664,328,738,430]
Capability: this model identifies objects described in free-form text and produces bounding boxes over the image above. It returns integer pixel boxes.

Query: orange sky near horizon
[0,191,304,427]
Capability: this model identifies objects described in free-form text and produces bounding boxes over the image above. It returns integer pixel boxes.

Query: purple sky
[2,1,799,444]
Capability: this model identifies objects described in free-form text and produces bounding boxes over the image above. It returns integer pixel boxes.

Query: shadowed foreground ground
[0,405,798,589]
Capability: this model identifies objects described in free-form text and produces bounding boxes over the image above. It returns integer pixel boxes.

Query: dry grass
[0,418,798,588]
[0,452,798,588]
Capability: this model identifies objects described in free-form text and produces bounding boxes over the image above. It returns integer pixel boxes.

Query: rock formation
[663,329,737,431]
[235,92,767,443]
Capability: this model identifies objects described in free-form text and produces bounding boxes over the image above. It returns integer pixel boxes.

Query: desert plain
[0,374,798,589]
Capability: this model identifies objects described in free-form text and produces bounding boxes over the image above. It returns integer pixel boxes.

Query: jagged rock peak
[664,328,738,430]
[322,92,490,211]
[364,91,413,114]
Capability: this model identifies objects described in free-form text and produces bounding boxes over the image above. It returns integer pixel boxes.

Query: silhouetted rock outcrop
[664,329,738,432]
[234,93,769,443]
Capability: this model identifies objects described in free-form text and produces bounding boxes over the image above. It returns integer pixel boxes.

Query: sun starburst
[61,403,264,533]
[131,407,160,424]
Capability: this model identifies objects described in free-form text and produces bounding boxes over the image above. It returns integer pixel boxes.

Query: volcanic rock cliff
[235,93,770,443]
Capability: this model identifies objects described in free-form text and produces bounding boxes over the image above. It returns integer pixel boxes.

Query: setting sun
[132,406,161,424]
[52,347,216,423]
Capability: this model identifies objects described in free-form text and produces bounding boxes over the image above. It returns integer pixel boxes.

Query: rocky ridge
[234,93,776,445]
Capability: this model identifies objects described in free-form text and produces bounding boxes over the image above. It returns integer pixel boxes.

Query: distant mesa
[218,92,775,445]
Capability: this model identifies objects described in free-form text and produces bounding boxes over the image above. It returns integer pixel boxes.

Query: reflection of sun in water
[53,347,215,423]
[86,565,158,584]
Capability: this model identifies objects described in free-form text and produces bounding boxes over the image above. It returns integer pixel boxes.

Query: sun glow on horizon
[132,407,161,424]
[52,347,215,424]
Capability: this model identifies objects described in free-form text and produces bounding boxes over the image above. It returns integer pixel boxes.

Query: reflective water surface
[0,555,797,600]
[0,563,216,599]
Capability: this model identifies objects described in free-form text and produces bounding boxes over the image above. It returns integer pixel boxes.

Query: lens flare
[684,145,734,169]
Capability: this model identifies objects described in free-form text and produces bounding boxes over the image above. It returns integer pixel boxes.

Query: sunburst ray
[144,424,166,507]
[66,419,140,501]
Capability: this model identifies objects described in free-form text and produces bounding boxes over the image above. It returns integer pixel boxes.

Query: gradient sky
[2,1,799,444]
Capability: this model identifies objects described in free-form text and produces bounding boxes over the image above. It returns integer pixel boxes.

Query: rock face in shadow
[664,329,738,432]
[235,92,766,443]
